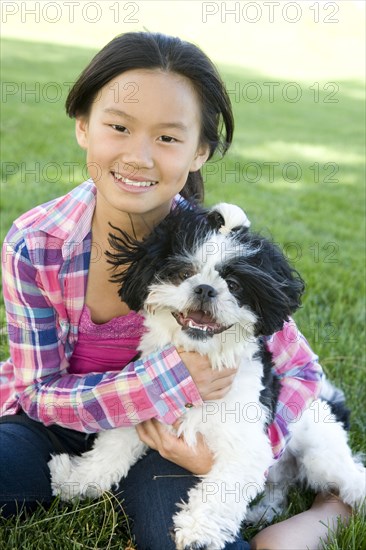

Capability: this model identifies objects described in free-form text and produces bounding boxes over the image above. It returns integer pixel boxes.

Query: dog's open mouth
[172,310,231,335]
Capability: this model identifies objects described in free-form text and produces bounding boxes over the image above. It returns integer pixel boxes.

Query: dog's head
[107,203,304,341]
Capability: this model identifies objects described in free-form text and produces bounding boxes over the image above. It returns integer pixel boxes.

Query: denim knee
[0,422,54,517]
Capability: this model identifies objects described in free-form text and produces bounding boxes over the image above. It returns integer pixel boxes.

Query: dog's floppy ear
[106,226,164,311]
[233,232,305,336]
[255,238,305,335]
[207,203,251,235]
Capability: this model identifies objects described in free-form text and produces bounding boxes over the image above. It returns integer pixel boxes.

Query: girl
[0,32,351,549]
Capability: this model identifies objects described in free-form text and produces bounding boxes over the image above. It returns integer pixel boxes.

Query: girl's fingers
[135,420,160,449]
[136,419,175,449]
[176,348,238,401]
[136,419,214,474]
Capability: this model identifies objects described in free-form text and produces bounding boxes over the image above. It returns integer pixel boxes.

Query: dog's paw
[169,528,207,550]
[174,529,211,550]
[173,508,233,550]
[48,454,105,501]
[339,465,366,510]
[48,453,78,500]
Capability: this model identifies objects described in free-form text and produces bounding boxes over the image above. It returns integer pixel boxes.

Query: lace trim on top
[78,304,145,339]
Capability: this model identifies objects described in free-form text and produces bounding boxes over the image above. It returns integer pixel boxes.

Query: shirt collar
[33,179,96,257]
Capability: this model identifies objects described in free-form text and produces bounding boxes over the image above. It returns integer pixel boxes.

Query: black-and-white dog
[49,203,365,550]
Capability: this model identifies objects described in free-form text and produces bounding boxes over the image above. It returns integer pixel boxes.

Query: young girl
[0,32,351,549]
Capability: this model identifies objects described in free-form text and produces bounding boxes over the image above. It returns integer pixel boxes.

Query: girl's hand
[177,349,238,401]
[136,418,214,475]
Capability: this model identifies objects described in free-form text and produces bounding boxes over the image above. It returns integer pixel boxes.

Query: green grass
[1,37,365,548]
[320,513,366,550]
[0,494,136,549]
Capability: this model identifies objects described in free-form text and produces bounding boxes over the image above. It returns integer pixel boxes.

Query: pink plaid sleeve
[19,346,203,432]
[265,319,323,459]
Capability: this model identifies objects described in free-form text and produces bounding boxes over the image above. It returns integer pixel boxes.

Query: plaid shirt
[0,180,322,459]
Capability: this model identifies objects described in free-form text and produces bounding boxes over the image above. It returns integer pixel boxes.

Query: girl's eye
[111,125,128,133]
[159,135,177,143]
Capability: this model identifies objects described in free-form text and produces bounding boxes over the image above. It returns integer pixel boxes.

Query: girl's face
[76,69,209,228]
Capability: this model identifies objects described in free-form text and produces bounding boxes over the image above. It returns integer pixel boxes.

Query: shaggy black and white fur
[49,203,365,550]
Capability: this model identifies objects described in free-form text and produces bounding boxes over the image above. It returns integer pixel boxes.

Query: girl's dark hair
[66,32,234,203]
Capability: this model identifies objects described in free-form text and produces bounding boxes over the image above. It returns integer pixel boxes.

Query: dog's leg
[287,400,366,509]
[173,433,272,550]
[245,450,298,525]
[48,427,146,500]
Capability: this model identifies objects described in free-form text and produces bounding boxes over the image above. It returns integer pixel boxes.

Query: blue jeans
[0,414,250,549]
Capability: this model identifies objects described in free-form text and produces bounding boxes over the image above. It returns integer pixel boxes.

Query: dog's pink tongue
[187,310,214,324]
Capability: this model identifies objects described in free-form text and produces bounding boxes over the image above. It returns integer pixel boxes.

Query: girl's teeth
[114,173,156,187]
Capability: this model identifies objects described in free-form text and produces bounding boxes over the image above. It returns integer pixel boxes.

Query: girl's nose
[119,135,154,174]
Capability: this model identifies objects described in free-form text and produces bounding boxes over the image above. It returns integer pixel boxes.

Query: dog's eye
[179,270,192,281]
[227,279,239,293]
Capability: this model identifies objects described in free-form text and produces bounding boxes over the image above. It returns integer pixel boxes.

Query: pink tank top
[68,305,145,374]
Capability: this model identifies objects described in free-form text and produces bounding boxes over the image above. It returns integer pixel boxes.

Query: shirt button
[185,403,193,409]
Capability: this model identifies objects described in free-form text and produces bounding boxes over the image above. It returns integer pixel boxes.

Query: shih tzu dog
[49,203,365,550]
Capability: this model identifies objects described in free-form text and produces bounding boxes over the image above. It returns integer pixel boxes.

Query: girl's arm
[265,319,323,459]
[1,236,203,432]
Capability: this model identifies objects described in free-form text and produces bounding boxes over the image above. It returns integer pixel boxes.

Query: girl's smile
[112,172,158,193]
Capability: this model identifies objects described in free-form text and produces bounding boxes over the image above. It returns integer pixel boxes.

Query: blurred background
[2,0,365,79]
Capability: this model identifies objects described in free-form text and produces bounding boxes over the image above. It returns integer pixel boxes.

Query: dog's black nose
[194,284,218,300]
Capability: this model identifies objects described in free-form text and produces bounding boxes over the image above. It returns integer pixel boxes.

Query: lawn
[0,37,365,549]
